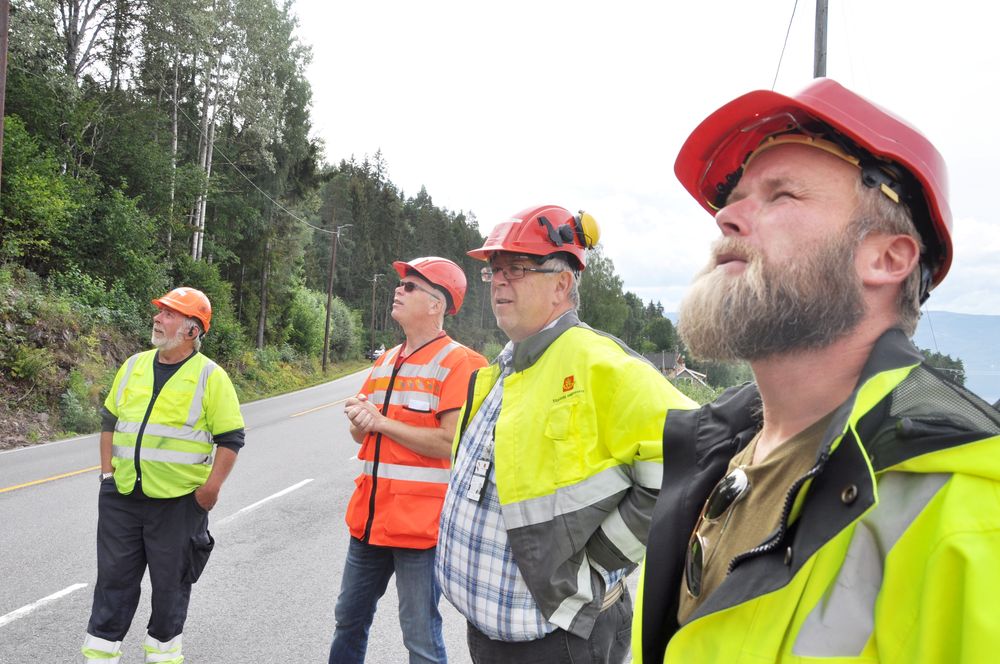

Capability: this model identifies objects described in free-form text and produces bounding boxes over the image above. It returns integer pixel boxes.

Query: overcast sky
[291,0,1000,314]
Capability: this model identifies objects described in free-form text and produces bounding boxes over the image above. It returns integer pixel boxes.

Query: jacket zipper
[361,370,396,543]
[360,337,449,543]
[454,368,482,455]
[728,452,829,572]
[133,387,162,486]
[132,353,194,489]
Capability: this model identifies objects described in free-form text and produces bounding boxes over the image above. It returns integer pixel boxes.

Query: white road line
[0,583,88,628]
[216,479,314,525]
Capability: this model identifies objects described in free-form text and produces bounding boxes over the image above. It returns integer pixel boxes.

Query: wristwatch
[100,471,115,482]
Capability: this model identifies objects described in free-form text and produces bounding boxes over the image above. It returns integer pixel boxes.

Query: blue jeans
[329,537,447,664]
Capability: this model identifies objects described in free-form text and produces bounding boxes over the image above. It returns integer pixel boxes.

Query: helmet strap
[537,216,566,247]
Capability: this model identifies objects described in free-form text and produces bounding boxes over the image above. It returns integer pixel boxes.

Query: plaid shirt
[436,341,623,641]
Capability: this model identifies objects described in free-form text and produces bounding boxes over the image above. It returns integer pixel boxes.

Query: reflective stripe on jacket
[105,349,244,499]
[345,335,487,549]
[634,329,1000,662]
[453,312,697,638]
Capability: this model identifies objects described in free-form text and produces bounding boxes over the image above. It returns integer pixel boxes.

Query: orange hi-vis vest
[345,334,487,549]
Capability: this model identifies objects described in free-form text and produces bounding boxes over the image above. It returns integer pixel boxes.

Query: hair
[851,178,924,336]
[185,317,204,352]
[406,268,451,316]
[540,254,580,308]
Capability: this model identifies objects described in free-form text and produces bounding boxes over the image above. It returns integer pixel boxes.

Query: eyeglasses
[480,265,561,282]
[398,280,441,300]
[684,466,750,598]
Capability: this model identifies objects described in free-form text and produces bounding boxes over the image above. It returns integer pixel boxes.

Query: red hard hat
[392,256,468,315]
[467,205,601,271]
[152,287,213,332]
[674,78,952,289]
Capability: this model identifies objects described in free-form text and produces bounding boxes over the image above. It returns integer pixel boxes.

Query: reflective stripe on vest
[369,341,460,410]
[186,361,216,427]
[115,353,140,409]
[114,420,214,444]
[112,444,214,466]
[792,471,951,657]
[502,464,632,529]
[361,459,450,484]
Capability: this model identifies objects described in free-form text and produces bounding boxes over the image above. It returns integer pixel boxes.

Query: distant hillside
[913,311,1000,403]
[665,311,1000,403]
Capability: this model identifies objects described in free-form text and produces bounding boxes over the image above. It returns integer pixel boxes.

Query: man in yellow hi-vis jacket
[437,205,696,663]
[634,78,1000,662]
[82,287,245,664]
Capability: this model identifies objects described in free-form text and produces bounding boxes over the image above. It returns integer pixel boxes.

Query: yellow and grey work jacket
[453,312,696,638]
[634,328,1000,662]
[105,349,244,499]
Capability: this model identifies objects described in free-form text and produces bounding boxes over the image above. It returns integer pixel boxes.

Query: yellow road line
[291,398,349,418]
[0,465,101,494]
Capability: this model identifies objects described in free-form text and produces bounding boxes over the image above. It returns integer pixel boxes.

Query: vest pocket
[545,400,585,485]
[385,480,447,542]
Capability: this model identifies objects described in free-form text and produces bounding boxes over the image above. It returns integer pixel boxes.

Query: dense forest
[0,0,704,446]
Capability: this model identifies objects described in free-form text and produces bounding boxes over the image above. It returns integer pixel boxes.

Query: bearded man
[83,287,244,664]
[633,79,1000,662]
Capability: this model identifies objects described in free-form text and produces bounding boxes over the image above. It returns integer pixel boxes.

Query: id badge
[466,457,491,502]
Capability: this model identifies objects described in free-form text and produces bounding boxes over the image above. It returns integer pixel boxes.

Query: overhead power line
[772,0,801,90]
[146,72,337,235]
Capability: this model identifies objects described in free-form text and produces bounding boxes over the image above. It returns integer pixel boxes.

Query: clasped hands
[344,394,384,434]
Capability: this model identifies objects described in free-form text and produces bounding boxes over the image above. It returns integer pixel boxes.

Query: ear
[552,270,574,304]
[857,233,920,288]
[427,294,444,317]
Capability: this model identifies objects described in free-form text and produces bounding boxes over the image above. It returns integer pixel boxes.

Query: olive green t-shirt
[678,411,835,623]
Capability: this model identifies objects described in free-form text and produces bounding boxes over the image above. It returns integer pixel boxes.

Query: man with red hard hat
[633,79,1000,662]
[329,257,486,664]
[83,287,245,664]
[436,206,695,662]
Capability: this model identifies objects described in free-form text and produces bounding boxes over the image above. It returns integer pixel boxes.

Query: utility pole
[370,273,384,355]
[0,0,10,188]
[321,220,352,372]
[814,0,828,78]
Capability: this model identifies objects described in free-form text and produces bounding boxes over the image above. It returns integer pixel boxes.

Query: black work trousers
[86,479,214,642]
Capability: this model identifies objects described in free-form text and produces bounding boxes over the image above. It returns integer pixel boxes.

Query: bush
[328,297,361,360]
[11,345,55,383]
[670,379,724,405]
[171,255,248,364]
[481,341,504,361]
[286,287,325,356]
[60,369,101,433]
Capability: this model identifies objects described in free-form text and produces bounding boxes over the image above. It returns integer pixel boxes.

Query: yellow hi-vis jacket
[451,312,696,638]
[105,349,244,498]
[634,329,1000,662]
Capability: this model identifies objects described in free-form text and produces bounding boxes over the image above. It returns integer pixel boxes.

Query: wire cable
[772,0,801,90]
[145,69,337,235]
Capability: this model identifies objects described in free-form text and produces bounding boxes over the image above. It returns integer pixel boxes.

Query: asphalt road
[0,370,474,664]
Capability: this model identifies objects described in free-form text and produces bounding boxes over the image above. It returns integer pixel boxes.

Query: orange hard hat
[152,287,213,332]
[392,256,468,315]
[467,205,600,271]
[675,78,952,293]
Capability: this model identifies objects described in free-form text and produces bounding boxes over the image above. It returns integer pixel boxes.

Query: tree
[921,348,966,386]
[577,247,628,337]
[644,316,677,352]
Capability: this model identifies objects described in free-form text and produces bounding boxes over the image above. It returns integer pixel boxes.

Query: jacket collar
[511,310,580,373]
